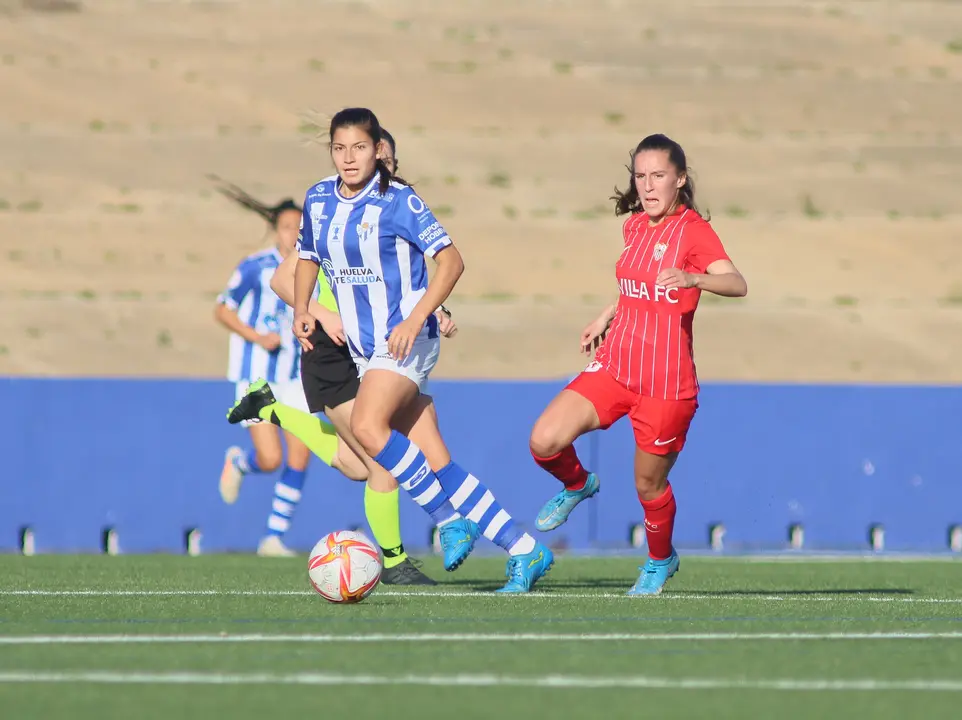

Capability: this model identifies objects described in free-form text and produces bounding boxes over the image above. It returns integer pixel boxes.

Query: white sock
[436,513,460,528]
[507,533,536,556]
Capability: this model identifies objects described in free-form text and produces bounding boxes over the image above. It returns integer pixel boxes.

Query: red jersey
[594,207,729,400]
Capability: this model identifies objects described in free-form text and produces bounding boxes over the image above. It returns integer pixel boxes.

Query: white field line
[561,554,962,564]
[1,631,962,645]
[1,670,961,692]
[711,555,962,564]
[0,589,960,603]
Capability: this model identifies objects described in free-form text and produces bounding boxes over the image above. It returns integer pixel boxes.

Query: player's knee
[529,417,565,458]
[634,473,666,501]
[256,450,282,473]
[330,454,362,481]
[367,469,398,493]
[349,414,389,458]
[333,446,367,482]
[285,445,311,472]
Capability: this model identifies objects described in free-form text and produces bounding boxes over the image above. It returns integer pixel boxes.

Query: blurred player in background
[227,133,455,585]
[528,134,747,595]
[293,107,554,593]
[212,178,326,557]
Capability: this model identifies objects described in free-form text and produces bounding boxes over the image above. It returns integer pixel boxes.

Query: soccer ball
[307,530,382,603]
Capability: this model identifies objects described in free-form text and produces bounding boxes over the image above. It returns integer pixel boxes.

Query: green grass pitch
[2,554,962,719]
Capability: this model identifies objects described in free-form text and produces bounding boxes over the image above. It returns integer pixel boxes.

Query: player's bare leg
[253,430,310,557]
[322,402,379,483]
[397,393,553,594]
[351,369,480,573]
[529,390,602,531]
[220,422,283,505]
[397,397,450,470]
[530,389,602,456]
[324,399,437,585]
[628,449,680,596]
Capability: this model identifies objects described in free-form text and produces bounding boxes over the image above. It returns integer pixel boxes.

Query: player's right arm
[581,303,617,354]
[214,261,280,351]
[291,192,343,350]
[580,214,634,353]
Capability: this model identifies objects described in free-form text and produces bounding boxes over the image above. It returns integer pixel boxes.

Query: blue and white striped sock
[436,461,536,556]
[234,449,263,475]
[374,431,459,527]
[267,466,306,537]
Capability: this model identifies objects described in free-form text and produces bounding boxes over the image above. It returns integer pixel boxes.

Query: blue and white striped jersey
[217,247,300,383]
[297,173,451,360]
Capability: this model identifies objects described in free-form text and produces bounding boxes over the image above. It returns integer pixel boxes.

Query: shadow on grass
[430,579,916,595]
[669,588,915,597]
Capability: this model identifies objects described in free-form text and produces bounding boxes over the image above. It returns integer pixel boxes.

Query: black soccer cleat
[380,558,438,586]
[226,378,277,425]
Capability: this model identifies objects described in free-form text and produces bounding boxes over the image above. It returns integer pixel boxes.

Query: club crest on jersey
[652,242,668,261]
[263,313,281,333]
[356,221,376,243]
[584,361,602,373]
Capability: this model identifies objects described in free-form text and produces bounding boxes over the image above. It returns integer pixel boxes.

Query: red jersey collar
[639,203,688,225]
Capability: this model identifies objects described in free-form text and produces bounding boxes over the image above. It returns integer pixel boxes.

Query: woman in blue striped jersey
[292,108,554,593]
[227,133,460,585]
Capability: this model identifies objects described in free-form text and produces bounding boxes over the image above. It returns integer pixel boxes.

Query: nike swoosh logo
[653,437,677,446]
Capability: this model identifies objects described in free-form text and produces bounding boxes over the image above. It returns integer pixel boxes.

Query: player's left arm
[386,190,462,358]
[657,225,747,297]
[436,304,457,338]
[399,190,462,326]
[416,245,464,324]
[692,259,747,297]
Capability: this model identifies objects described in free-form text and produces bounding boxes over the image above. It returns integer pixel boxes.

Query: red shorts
[566,367,698,455]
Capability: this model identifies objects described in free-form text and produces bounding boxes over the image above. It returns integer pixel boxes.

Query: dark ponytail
[207,173,300,227]
[328,108,410,195]
[374,158,412,195]
[381,128,398,162]
[610,133,707,219]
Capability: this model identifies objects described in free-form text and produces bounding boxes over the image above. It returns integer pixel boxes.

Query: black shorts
[300,322,360,413]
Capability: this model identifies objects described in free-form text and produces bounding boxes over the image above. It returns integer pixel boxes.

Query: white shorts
[353,336,440,393]
[234,378,310,428]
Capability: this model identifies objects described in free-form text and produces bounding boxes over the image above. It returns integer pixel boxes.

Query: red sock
[532,446,589,491]
[639,484,676,561]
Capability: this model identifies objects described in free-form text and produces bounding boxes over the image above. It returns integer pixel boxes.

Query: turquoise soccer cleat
[627,551,680,596]
[535,472,600,531]
[438,517,479,571]
[495,542,555,594]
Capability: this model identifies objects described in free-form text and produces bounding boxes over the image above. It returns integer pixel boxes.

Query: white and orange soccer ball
[307,530,382,603]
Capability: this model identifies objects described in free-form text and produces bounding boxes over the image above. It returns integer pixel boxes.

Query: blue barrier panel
[593,383,962,552]
[1,378,959,554]
[427,380,596,552]
[10,378,405,554]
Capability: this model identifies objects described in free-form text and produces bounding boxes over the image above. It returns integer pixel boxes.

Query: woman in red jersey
[528,133,747,595]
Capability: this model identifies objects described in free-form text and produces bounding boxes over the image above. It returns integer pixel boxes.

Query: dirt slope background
[1,0,960,382]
